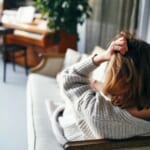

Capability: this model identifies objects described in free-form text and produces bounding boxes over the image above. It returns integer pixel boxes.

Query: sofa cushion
[62,48,82,69]
[27,74,64,150]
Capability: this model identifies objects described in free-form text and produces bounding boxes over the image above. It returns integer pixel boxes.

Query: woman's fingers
[112,44,127,55]
[102,36,128,61]
[110,37,128,55]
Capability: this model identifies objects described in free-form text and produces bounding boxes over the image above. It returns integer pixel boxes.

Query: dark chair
[0,26,28,82]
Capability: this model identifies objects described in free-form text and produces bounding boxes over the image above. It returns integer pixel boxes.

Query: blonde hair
[102,32,150,110]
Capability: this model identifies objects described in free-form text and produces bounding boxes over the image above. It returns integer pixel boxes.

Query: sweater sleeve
[58,57,105,116]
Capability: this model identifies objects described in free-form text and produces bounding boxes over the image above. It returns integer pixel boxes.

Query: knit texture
[56,57,150,142]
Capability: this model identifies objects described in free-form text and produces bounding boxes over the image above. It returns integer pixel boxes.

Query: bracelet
[92,53,98,66]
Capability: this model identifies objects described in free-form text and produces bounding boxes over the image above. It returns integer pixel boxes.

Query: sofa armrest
[64,136,150,150]
[30,53,65,77]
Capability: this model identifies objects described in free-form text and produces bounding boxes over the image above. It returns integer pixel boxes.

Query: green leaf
[35,0,92,41]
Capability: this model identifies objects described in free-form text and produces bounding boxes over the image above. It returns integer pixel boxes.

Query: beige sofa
[27,49,89,150]
[27,48,150,150]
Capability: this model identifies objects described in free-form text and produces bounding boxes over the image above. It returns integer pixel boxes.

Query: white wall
[77,22,86,53]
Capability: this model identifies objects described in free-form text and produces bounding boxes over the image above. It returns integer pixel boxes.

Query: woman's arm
[58,57,102,118]
[58,37,128,114]
[92,36,128,65]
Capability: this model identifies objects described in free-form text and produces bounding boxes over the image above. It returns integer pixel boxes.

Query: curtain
[137,0,150,43]
[85,0,139,52]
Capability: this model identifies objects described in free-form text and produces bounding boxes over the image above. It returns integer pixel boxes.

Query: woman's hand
[105,36,128,60]
[90,79,103,91]
[92,37,128,65]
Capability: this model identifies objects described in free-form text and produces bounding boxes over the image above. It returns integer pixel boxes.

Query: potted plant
[35,0,92,43]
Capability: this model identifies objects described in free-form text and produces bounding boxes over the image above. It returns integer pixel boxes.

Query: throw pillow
[62,48,82,69]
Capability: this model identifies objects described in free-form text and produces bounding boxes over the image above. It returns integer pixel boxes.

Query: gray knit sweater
[54,57,150,143]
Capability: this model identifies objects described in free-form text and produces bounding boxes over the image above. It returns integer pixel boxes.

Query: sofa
[27,47,150,150]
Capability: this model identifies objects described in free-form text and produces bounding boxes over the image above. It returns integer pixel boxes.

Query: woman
[53,32,150,144]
